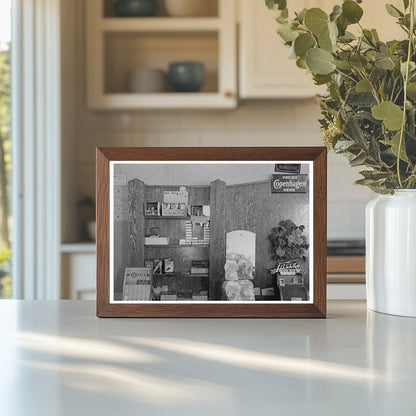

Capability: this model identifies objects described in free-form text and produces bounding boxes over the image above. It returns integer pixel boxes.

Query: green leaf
[318,27,334,52]
[350,54,368,70]
[330,5,342,22]
[403,0,410,10]
[294,33,316,58]
[333,60,352,70]
[342,0,364,24]
[382,132,409,162]
[371,29,380,42]
[296,8,307,23]
[375,55,395,70]
[296,57,308,69]
[306,48,335,75]
[339,31,356,43]
[334,139,355,151]
[363,29,376,46]
[407,82,416,99]
[304,8,329,35]
[313,74,332,85]
[266,0,287,11]
[350,151,368,167]
[372,101,404,131]
[328,21,338,44]
[356,79,372,92]
[360,170,392,181]
[385,4,403,18]
[277,23,298,43]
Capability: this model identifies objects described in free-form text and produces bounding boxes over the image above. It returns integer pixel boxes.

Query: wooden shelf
[153,272,209,278]
[101,17,221,32]
[89,93,235,110]
[145,244,210,248]
[145,215,191,219]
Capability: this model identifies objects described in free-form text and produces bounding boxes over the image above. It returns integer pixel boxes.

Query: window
[0,0,11,298]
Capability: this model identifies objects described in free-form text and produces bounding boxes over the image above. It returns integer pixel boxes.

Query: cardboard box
[163,190,188,204]
[162,203,187,217]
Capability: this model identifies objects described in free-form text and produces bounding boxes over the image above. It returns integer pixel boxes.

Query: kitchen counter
[0,300,415,415]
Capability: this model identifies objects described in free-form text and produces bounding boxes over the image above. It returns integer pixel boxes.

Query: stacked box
[185,220,193,244]
[160,292,178,301]
[203,223,210,244]
[192,294,209,301]
[122,268,152,301]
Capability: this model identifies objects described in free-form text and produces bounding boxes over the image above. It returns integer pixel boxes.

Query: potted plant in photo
[266,0,416,316]
[268,219,309,299]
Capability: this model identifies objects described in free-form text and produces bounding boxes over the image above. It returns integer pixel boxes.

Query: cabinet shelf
[101,17,221,32]
[145,215,191,219]
[89,93,234,110]
[86,0,236,109]
[154,272,209,278]
[145,244,210,248]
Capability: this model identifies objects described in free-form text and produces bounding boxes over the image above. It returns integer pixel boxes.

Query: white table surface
[0,300,415,416]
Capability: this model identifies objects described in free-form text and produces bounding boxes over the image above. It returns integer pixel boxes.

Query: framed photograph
[96,147,327,318]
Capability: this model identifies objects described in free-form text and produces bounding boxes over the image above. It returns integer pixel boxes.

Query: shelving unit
[111,179,226,300]
[153,273,209,278]
[145,244,210,248]
[86,0,237,109]
[144,215,190,219]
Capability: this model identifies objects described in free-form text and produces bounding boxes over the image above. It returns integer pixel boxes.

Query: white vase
[366,190,416,317]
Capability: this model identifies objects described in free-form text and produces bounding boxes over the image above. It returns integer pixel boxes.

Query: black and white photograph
[110,161,313,303]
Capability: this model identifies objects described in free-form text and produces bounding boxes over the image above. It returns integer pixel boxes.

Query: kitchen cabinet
[238,0,404,99]
[61,244,96,300]
[238,0,325,99]
[86,0,237,109]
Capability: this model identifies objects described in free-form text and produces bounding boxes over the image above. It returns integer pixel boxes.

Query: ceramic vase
[366,190,416,317]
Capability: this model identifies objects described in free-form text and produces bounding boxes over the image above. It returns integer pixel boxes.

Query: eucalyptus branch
[397,0,415,188]
[334,68,358,84]
[359,69,381,104]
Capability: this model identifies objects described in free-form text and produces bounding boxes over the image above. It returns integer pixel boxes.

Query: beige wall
[61,0,374,243]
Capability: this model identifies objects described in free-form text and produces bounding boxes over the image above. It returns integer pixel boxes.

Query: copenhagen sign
[271,174,307,193]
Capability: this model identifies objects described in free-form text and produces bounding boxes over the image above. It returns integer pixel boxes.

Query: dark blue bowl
[168,62,205,93]
[114,0,158,17]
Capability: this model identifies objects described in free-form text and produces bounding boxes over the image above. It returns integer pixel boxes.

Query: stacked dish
[128,68,167,93]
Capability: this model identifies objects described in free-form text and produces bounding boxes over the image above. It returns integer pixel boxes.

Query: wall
[62,0,375,243]
[225,181,310,291]
[114,163,309,185]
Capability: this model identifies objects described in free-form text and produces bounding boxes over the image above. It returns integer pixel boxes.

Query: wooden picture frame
[96,147,327,318]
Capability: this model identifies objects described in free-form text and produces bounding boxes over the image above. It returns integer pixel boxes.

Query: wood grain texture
[96,147,327,318]
[225,180,310,291]
[127,179,144,267]
[209,180,226,300]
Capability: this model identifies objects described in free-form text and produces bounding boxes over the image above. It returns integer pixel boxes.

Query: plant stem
[397,0,415,188]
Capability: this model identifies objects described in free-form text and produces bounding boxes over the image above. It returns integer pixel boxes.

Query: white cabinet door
[239,0,326,99]
[238,0,404,99]
[62,253,96,300]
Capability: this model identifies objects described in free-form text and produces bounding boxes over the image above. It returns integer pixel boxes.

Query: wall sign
[275,163,301,173]
[271,174,307,194]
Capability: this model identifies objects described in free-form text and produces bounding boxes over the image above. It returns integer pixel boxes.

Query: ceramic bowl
[168,62,205,92]
[114,0,158,17]
[164,0,217,17]
[128,68,167,93]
